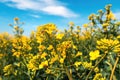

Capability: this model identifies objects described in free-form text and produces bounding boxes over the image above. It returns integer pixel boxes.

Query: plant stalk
[65,67,73,80]
[110,56,119,80]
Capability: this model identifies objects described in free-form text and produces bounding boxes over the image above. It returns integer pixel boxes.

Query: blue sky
[0,0,120,36]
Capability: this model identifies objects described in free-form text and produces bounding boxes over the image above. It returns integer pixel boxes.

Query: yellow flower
[113,43,120,53]
[47,45,53,50]
[39,61,48,69]
[46,29,53,35]
[93,73,106,80]
[102,23,109,28]
[27,55,40,71]
[16,63,21,67]
[51,50,56,55]
[69,22,74,26]
[30,31,35,38]
[75,51,82,57]
[97,38,119,51]
[61,51,66,58]
[38,45,46,51]
[27,63,38,71]
[12,52,21,58]
[83,24,88,28]
[50,57,58,64]
[82,30,91,39]
[50,54,58,64]
[117,35,120,39]
[56,33,64,40]
[115,22,120,26]
[89,50,100,60]
[14,26,19,31]
[94,67,99,73]
[59,58,64,64]
[73,45,77,50]
[45,68,51,74]
[0,53,6,59]
[74,61,81,67]
[37,37,44,44]
[3,64,14,76]
[82,62,92,69]
[3,64,12,72]
[88,14,95,20]
[41,52,47,58]
[14,17,19,21]
[106,11,116,20]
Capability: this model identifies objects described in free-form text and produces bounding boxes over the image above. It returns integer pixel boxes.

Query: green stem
[65,66,73,80]
[85,53,106,80]
[110,56,119,80]
[110,54,115,65]
[80,71,86,79]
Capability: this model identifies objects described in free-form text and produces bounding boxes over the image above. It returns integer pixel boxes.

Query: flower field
[0,4,120,80]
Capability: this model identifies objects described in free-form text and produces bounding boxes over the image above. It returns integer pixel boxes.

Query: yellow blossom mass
[89,50,101,60]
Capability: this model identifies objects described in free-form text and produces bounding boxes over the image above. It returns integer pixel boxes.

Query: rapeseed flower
[75,51,82,57]
[83,24,88,28]
[59,58,64,64]
[47,45,53,50]
[39,61,48,69]
[89,50,100,60]
[82,62,92,69]
[106,11,116,20]
[56,33,64,40]
[74,61,81,67]
[41,52,47,59]
[97,38,119,51]
[3,64,14,76]
[93,73,106,80]
[69,22,74,27]
[49,56,58,64]
[102,23,109,28]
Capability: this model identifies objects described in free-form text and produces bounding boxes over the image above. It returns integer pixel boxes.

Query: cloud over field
[114,11,120,20]
[0,0,78,18]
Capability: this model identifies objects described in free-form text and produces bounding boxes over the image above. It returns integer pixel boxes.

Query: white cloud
[42,6,78,18]
[0,0,78,18]
[114,12,120,20]
[30,14,41,18]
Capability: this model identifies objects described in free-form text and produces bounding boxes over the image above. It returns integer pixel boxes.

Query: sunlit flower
[45,68,51,74]
[89,50,100,60]
[47,45,53,50]
[102,23,109,28]
[39,61,48,69]
[74,61,81,67]
[93,73,106,80]
[12,52,21,58]
[38,45,46,51]
[41,52,47,58]
[75,51,82,57]
[3,64,14,76]
[97,38,119,51]
[69,22,74,26]
[56,33,64,40]
[106,11,116,20]
[82,62,92,69]
[83,24,88,28]
[59,58,64,64]
[14,17,19,21]
[73,45,77,50]
[94,67,99,73]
